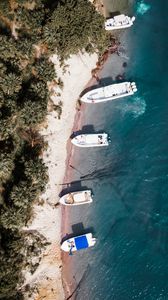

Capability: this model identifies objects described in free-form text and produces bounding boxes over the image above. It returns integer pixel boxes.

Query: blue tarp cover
[75,235,89,250]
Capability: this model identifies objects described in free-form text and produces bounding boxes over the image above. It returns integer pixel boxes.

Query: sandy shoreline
[61,75,98,299]
[22,52,98,300]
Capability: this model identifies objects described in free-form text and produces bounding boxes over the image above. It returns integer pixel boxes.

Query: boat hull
[59,190,93,206]
[81,82,137,104]
[61,233,96,252]
[105,15,135,31]
[71,133,109,147]
[105,23,133,30]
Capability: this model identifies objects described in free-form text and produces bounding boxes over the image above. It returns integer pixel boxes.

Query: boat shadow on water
[70,125,109,139]
[70,124,95,139]
[108,11,120,18]
[61,223,95,244]
[59,181,94,198]
[80,76,113,98]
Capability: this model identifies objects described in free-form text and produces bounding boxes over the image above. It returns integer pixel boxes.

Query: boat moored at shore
[61,233,96,253]
[59,190,93,206]
[105,14,135,30]
[81,82,137,104]
[71,133,110,147]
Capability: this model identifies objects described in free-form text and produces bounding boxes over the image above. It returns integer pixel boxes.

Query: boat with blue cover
[61,233,96,253]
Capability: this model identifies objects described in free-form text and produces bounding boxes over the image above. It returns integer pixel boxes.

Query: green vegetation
[43,0,109,58]
[0,0,108,298]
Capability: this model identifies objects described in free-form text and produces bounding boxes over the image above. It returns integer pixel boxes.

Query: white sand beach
[22,52,98,300]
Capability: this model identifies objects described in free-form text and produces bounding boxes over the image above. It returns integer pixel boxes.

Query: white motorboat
[59,190,93,206]
[105,14,135,30]
[61,233,96,253]
[81,82,137,104]
[71,133,110,147]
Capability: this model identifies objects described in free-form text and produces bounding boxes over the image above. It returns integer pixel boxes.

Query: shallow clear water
[64,1,168,299]
[103,0,132,16]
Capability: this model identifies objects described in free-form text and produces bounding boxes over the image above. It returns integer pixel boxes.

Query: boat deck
[73,192,90,202]
[105,14,135,30]
[89,82,133,101]
[75,134,107,145]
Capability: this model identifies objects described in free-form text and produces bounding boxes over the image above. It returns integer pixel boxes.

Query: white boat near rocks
[105,14,135,30]
[81,82,137,104]
[61,233,96,253]
[71,133,109,147]
[59,190,93,206]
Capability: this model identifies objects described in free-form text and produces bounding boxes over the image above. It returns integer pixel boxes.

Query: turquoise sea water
[64,1,168,299]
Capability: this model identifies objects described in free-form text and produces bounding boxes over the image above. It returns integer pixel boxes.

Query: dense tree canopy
[0,0,108,298]
[43,0,109,58]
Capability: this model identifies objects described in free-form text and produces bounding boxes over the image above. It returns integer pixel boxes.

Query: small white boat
[71,133,109,147]
[59,190,93,206]
[61,233,96,253]
[105,14,135,30]
[81,82,137,104]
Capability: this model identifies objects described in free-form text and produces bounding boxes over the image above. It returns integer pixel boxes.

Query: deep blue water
[65,1,168,299]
